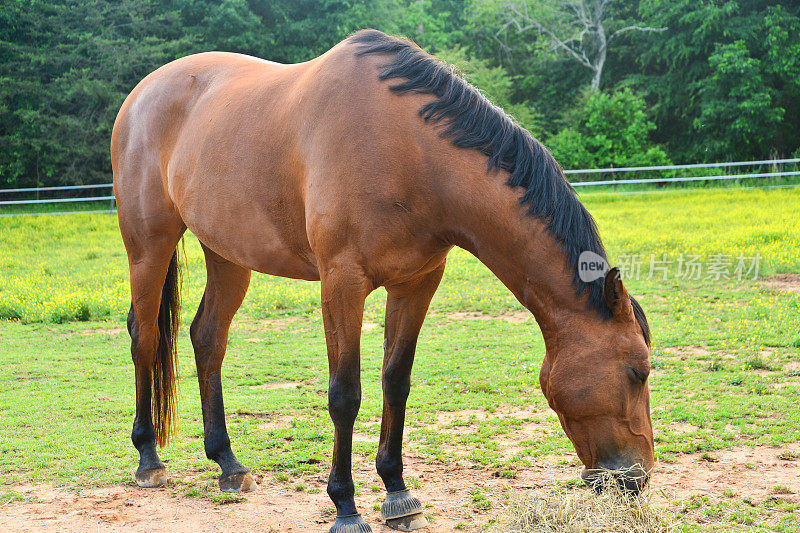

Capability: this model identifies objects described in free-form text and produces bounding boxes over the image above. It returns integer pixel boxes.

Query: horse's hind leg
[190,244,256,492]
[377,262,445,531]
[126,232,184,488]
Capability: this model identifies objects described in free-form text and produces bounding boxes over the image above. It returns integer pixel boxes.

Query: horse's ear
[603,267,631,316]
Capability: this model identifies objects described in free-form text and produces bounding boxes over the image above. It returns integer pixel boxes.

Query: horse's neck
[444,167,587,351]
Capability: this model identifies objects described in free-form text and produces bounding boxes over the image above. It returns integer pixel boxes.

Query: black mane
[351,30,615,317]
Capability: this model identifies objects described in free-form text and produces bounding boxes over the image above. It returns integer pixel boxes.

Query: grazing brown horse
[112,30,653,532]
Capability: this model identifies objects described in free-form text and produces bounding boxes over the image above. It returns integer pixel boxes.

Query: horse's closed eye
[627,366,649,384]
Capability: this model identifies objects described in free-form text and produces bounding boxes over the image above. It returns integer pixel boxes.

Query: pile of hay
[494,473,678,533]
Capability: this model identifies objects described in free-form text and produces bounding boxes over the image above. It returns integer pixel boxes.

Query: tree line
[1,0,798,188]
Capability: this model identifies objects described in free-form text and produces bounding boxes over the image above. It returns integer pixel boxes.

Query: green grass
[1,187,798,324]
[1,187,799,531]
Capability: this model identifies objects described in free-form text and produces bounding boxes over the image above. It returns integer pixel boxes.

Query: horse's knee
[327,476,355,504]
[382,339,416,407]
[376,448,403,481]
[382,372,411,408]
[328,372,361,426]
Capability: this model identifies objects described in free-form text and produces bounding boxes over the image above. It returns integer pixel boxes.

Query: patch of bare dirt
[256,415,295,431]
[661,345,711,359]
[228,411,297,432]
[434,407,547,425]
[433,408,561,463]
[435,408,558,443]
[658,445,800,502]
[248,381,302,391]
[352,431,379,444]
[78,327,125,336]
[256,316,306,331]
[0,455,574,533]
[661,422,699,435]
[446,311,531,324]
[761,273,800,293]
[3,445,799,532]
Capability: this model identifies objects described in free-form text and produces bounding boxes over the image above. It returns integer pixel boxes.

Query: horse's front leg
[190,246,256,492]
[377,262,445,531]
[320,265,372,533]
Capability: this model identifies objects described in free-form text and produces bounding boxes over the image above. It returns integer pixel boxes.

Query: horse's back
[113,37,449,284]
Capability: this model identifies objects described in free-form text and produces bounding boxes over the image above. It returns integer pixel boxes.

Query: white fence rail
[563,157,800,174]
[0,183,115,216]
[2,158,799,216]
[570,169,800,187]
[564,157,800,188]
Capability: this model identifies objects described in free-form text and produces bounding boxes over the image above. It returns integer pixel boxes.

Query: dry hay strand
[494,470,678,533]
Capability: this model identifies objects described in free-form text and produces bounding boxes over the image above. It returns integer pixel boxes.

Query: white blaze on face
[578,251,609,283]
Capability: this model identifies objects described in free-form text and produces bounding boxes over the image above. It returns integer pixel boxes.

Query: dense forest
[1,0,798,188]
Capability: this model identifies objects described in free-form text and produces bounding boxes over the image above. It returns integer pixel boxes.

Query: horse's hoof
[135,467,168,488]
[381,489,424,520]
[385,513,429,532]
[329,513,372,533]
[219,471,258,493]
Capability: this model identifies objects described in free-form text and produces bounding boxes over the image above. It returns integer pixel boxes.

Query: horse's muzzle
[580,463,651,496]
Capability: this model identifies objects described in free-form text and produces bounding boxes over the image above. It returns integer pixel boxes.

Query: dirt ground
[2,444,798,532]
[761,273,800,293]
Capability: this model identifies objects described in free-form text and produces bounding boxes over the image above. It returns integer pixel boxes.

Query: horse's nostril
[581,467,650,496]
[616,471,649,495]
[580,468,599,493]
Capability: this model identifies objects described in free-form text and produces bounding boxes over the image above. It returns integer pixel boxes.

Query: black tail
[154,249,181,447]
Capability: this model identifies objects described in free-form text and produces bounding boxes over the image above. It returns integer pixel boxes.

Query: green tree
[635,0,800,161]
[465,0,661,137]
[695,41,783,160]
[491,0,665,90]
[0,0,195,187]
[1,0,798,188]
[546,88,670,170]
[391,0,466,51]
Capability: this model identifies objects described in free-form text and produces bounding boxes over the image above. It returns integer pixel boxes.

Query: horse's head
[539,268,654,495]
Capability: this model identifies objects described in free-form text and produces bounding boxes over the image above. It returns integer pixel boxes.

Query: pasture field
[1,187,800,532]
